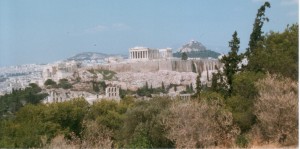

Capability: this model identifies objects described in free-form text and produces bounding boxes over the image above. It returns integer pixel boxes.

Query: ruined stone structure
[180,94,191,100]
[129,47,172,61]
[159,48,173,59]
[93,59,221,74]
[42,61,79,83]
[44,89,97,103]
[105,86,120,100]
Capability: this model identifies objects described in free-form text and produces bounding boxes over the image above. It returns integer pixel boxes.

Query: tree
[254,74,298,145]
[221,31,241,96]
[122,97,174,148]
[0,84,47,119]
[226,71,265,135]
[161,82,165,92]
[210,69,227,96]
[81,121,113,148]
[44,79,57,87]
[247,24,298,80]
[145,82,149,90]
[226,95,255,133]
[163,99,239,148]
[181,52,188,60]
[195,74,202,97]
[245,1,271,71]
[232,71,265,99]
[58,79,72,89]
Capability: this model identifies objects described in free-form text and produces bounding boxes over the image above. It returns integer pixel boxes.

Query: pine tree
[206,67,209,81]
[195,74,202,97]
[161,82,165,92]
[181,52,188,60]
[145,82,149,90]
[221,31,241,96]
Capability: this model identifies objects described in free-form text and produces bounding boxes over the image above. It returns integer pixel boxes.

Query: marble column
[133,51,135,59]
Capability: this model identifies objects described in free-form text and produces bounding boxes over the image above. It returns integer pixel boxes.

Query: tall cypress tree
[245,1,271,71]
[195,74,202,97]
[221,31,241,96]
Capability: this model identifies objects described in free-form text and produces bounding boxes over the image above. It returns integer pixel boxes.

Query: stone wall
[90,59,221,74]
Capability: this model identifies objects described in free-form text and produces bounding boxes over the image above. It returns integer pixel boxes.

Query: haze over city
[0,0,298,66]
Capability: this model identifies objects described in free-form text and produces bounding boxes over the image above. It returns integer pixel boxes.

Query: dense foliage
[173,50,221,59]
[0,83,47,119]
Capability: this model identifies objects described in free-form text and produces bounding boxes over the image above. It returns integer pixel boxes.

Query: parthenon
[129,47,172,60]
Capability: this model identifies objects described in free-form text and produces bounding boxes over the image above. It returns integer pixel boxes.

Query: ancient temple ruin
[105,86,120,100]
[129,47,172,61]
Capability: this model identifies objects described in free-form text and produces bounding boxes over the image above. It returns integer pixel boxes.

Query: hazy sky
[0,0,298,66]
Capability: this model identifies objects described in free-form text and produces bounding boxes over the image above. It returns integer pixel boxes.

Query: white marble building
[129,47,172,61]
[159,48,173,59]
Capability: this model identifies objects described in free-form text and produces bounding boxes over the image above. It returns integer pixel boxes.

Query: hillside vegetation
[173,50,221,59]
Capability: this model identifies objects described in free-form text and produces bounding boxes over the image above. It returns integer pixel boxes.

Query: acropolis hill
[0,41,222,103]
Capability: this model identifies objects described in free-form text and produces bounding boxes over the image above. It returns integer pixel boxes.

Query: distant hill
[67,52,127,61]
[173,40,221,59]
[179,40,207,52]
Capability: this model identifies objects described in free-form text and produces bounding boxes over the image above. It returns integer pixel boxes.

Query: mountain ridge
[67,52,127,61]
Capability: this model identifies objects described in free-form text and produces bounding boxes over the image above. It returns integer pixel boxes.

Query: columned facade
[129,47,172,61]
[129,47,150,60]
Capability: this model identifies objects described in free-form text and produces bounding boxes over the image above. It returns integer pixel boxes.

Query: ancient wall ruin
[90,59,221,74]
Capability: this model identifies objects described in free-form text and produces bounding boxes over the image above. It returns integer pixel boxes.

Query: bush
[163,98,240,148]
[58,79,72,89]
[236,134,249,148]
[44,79,57,86]
[254,74,298,145]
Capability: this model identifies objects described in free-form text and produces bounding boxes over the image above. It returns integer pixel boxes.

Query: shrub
[254,74,298,145]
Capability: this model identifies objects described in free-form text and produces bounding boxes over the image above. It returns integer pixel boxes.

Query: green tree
[221,31,241,96]
[145,82,149,90]
[0,84,47,119]
[181,52,188,60]
[122,97,174,148]
[226,95,255,133]
[44,79,57,87]
[232,71,265,99]
[195,74,202,97]
[247,24,298,80]
[161,82,165,92]
[246,1,271,71]
[226,72,265,134]
[58,79,72,89]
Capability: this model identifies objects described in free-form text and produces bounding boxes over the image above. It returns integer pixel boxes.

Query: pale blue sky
[0,0,298,66]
